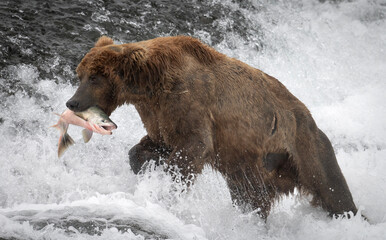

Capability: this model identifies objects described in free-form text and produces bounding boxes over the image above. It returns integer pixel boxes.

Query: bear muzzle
[66,99,80,111]
[66,98,93,112]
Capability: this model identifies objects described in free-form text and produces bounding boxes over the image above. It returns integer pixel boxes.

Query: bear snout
[66,99,80,111]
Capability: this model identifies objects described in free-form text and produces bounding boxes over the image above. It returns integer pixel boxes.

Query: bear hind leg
[314,129,357,216]
[296,128,357,217]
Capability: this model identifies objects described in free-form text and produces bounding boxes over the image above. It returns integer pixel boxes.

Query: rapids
[0,0,385,239]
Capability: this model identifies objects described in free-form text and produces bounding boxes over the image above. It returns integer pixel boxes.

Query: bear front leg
[128,135,171,174]
[166,135,214,185]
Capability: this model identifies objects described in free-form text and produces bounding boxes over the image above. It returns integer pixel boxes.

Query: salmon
[52,106,117,157]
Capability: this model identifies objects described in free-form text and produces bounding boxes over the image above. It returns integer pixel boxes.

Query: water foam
[1,0,386,239]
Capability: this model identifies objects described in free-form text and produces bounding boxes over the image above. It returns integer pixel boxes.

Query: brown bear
[66,35,357,219]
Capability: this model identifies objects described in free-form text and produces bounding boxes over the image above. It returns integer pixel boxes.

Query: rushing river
[1,0,386,239]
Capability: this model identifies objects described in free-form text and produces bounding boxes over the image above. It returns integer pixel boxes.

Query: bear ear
[122,46,146,63]
[119,46,147,80]
[95,36,114,47]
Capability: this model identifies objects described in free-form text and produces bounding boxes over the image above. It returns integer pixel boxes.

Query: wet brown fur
[68,36,357,219]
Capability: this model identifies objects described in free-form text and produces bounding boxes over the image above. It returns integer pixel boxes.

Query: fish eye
[101,119,106,123]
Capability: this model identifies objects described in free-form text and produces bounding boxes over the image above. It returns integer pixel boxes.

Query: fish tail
[58,132,75,158]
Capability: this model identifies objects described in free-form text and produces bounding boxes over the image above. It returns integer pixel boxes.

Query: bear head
[66,36,149,115]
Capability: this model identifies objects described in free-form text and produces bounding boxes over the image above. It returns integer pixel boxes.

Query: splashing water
[0,0,385,239]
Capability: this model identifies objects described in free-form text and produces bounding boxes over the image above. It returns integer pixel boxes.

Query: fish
[74,106,118,143]
[52,106,117,157]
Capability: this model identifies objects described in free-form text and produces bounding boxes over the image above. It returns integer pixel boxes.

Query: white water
[1,0,386,239]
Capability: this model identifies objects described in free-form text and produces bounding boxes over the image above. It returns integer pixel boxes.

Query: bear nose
[66,100,79,111]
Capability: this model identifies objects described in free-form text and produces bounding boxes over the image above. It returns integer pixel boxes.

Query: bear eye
[89,75,97,84]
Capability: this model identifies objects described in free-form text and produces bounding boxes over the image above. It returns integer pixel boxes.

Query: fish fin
[82,129,93,143]
[58,133,75,158]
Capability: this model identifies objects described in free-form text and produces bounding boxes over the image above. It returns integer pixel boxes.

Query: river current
[0,0,386,239]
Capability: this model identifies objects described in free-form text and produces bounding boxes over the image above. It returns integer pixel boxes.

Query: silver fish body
[75,106,117,131]
[74,106,117,143]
